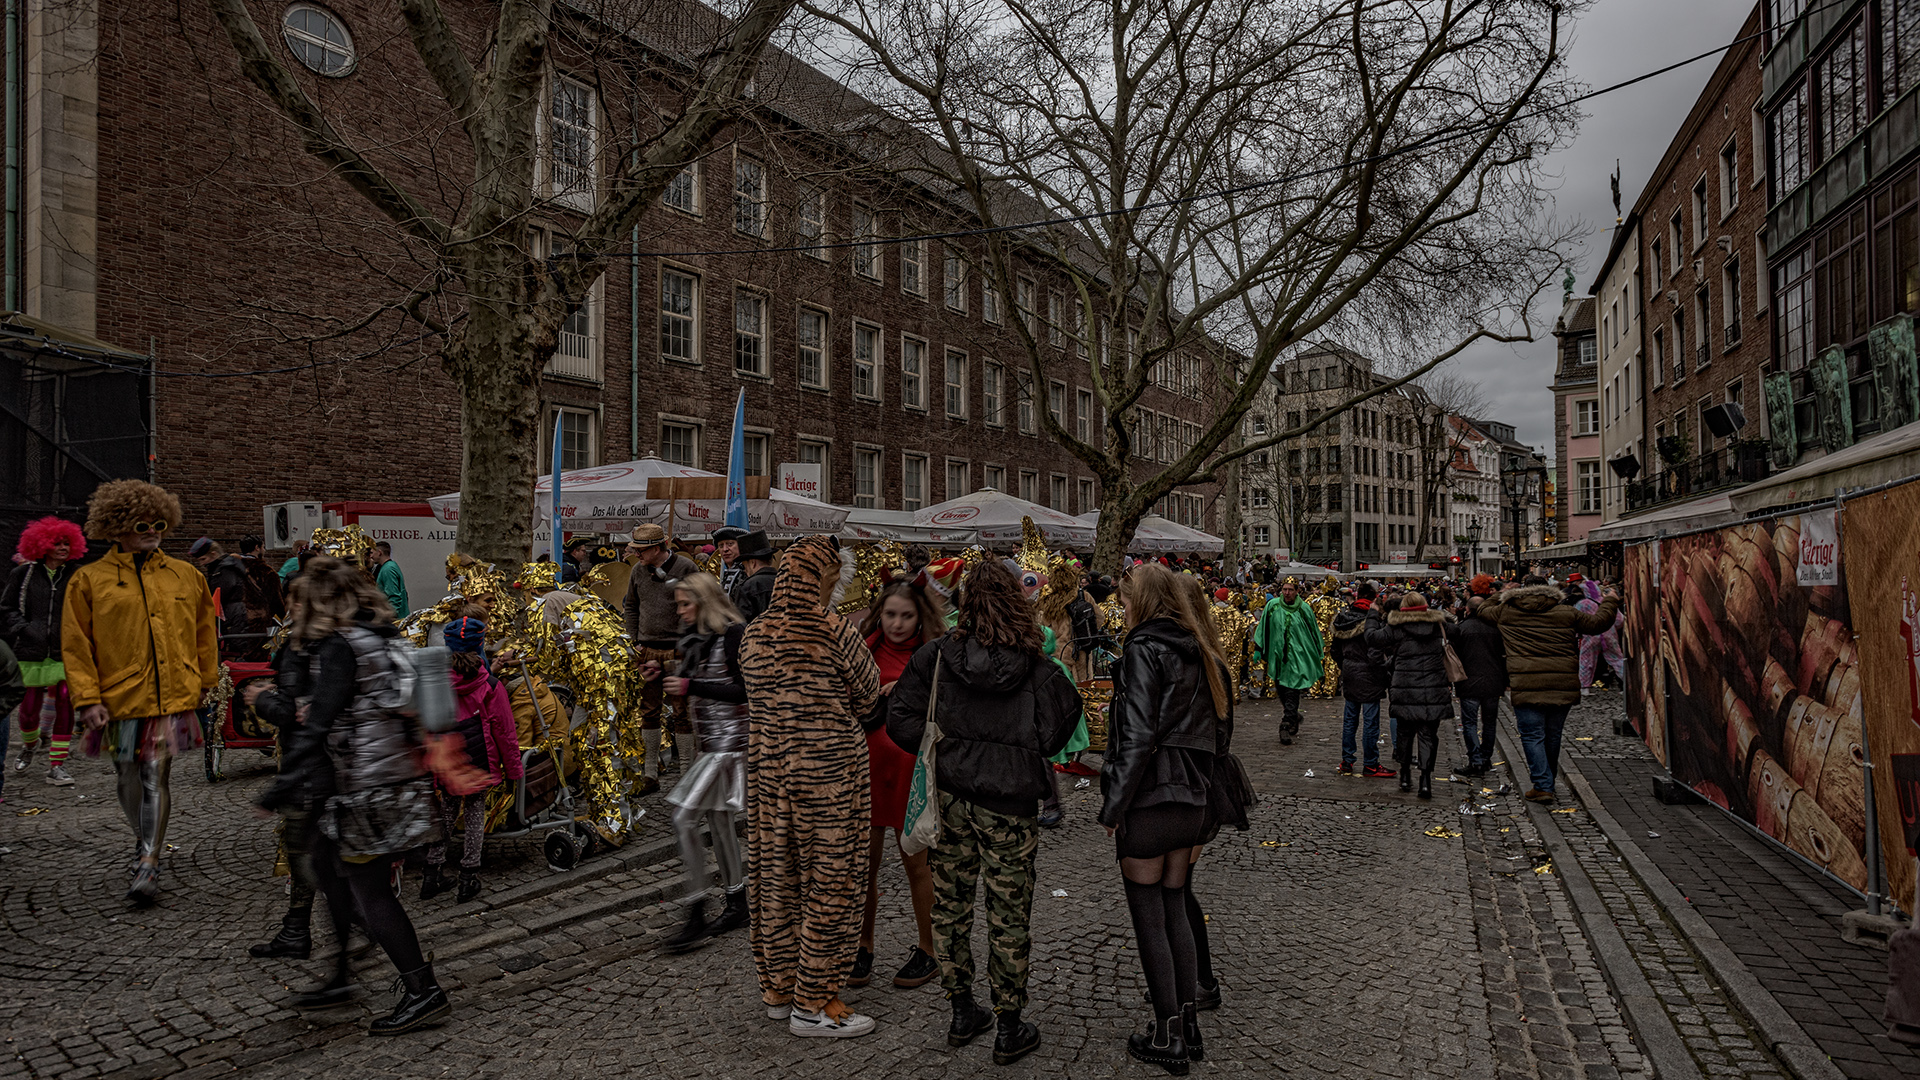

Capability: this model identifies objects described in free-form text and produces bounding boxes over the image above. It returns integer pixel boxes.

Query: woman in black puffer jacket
[1365,591,1453,799]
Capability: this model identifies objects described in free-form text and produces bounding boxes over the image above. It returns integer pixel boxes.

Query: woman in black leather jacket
[1100,562,1233,1074]
[1365,590,1454,799]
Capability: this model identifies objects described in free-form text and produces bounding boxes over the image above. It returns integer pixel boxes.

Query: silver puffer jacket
[319,625,428,793]
[676,624,749,754]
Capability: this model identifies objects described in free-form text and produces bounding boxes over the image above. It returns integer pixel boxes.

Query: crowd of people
[1,481,1627,1070]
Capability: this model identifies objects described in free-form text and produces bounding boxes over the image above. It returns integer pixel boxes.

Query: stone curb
[1546,727,1848,1080]
[1495,711,1705,1080]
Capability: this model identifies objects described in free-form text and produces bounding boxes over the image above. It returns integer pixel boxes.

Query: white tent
[915,488,1094,547]
[839,507,980,546]
[1349,565,1450,579]
[1269,561,1343,580]
[427,456,850,539]
[1076,511,1224,554]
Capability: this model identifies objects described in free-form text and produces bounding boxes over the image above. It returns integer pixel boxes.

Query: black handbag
[1207,750,1256,832]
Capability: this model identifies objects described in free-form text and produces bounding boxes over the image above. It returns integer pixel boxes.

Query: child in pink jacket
[421,616,523,904]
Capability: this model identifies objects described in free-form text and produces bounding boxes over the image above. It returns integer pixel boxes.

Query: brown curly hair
[953,560,1042,651]
[83,479,183,541]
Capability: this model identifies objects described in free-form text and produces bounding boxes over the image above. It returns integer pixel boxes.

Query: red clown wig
[16,516,87,562]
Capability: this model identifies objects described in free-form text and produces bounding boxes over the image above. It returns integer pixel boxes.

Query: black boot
[662,900,710,954]
[1182,1002,1204,1062]
[1398,764,1412,793]
[250,906,312,959]
[368,964,451,1035]
[419,866,452,901]
[456,871,481,904]
[706,886,748,937]
[947,992,995,1047]
[290,961,354,1009]
[992,1009,1041,1065]
[1417,771,1433,799]
[1127,1015,1189,1075]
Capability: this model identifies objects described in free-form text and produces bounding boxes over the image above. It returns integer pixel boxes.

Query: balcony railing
[1725,321,1741,347]
[1695,342,1710,370]
[1624,440,1771,513]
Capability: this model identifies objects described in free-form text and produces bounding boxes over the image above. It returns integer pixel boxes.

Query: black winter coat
[1099,618,1227,827]
[730,567,777,623]
[1,560,75,663]
[887,635,1084,818]
[255,636,354,813]
[1366,608,1454,725]
[1447,613,1508,700]
[1330,602,1387,703]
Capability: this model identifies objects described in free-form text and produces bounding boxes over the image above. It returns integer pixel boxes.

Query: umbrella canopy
[1075,511,1223,554]
[428,456,850,539]
[1268,561,1344,580]
[839,508,980,546]
[915,488,1093,547]
[1349,565,1450,579]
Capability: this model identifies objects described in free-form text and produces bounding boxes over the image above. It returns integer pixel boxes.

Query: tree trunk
[1091,495,1147,577]
[453,275,546,565]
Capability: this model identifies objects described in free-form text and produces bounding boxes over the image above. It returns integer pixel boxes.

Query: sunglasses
[127,521,170,534]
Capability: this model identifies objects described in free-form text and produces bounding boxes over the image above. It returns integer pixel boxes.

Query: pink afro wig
[16,516,86,562]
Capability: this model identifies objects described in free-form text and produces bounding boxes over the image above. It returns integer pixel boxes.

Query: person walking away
[623,523,698,793]
[235,536,287,644]
[728,530,779,622]
[1573,578,1625,693]
[368,542,410,618]
[886,560,1083,1064]
[1447,596,1508,777]
[190,537,255,648]
[1253,578,1322,743]
[1330,582,1393,778]
[278,539,310,589]
[1101,562,1232,1074]
[0,638,23,802]
[418,616,522,904]
[1365,592,1452,799]
[851,579,945,990]
[739,536,882,1037]
[656,572,752,951]
[242,629,333,961]
[64,481,218,905]
[1478,575,1620,802]
[4,517,84,786]
[256,556,449,1033]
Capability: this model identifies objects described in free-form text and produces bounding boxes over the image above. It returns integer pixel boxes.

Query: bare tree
[1407,373,1485,561]
[804,0,1580,571]
[201,0,799,563]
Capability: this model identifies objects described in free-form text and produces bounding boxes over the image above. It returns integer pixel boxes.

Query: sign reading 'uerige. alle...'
[1797,509,1840,586]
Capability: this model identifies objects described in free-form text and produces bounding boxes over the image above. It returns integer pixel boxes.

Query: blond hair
[673,571,743,635]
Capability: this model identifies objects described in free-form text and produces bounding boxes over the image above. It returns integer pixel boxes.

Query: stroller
[483,662,603,871]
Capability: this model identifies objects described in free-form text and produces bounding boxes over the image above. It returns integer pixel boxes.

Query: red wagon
[204,660,279,782]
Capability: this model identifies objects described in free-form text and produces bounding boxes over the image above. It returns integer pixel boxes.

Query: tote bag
[900,659,944,856]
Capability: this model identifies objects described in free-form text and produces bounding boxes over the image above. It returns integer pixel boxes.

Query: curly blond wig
[83,479,183,541]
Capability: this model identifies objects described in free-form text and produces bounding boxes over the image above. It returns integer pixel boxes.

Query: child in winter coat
[421,616,523,903]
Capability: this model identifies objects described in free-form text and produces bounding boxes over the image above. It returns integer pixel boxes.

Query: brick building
[6,1,1214,546]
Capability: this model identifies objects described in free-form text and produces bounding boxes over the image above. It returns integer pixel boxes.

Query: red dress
[865,631,922,829]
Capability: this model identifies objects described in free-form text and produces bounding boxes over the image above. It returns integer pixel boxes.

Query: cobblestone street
[0,694,1898,1079]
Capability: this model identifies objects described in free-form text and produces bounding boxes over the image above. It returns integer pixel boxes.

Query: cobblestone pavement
[0,696,1799,1079]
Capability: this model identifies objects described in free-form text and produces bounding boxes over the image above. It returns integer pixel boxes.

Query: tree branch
[398,0,479,138]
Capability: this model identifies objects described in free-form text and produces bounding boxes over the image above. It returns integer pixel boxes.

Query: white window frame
[1577,460,1602,514]
[282,4,357,77]
[794,185,825,257]
[1575,398,1599,437]
[1048,292,1065,348]
[797,305,829,390]
[548,272,604,382]
[943,246,968,312]
[901,335,928,411]
[1075,388,1093,443]
[543,406,598,472]
[852,322,881,401]
[982,283,1001,325]
[902,452,929,511]
[901,237,926,297]
[659,417,702,468]
[1719,135,1739,217]
[852,204,880,281]
[1049,473,1068,511]
[944,349,967,419]
[854,445,882,508]
[733,288,767,377]
[542,74,598,212]
[1048,379,1066,430]
[1077,477,1095,514]
[662,162,700,216]
[1016,277,1037,336]
[984,464,1006,492]
[1018,469,1039,502]
[946,458,970,499]
[982,362,1004,428]
[733,154,766,238]
[659,265,700,365]
[1016,378,1036,435]
[798,437,831,502]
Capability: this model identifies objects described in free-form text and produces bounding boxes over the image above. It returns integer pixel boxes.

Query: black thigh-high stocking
[1184,884,1214,989]
[315,834,427,975]
[311,838,357,983]
[1123,879,1177,1019]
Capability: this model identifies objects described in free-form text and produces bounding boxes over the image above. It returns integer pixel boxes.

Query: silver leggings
[115,750,174,862]
[672,804,743,903]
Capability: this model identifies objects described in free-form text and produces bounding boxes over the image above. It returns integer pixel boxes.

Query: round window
[282,4,355,77]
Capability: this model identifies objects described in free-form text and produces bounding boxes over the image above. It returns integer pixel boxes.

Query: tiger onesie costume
[739,536,881,1016]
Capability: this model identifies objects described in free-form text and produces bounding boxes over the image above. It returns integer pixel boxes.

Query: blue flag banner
[551,418,566,563]
[725,389,748,528]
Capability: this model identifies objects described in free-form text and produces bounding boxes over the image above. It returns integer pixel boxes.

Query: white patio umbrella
[914,488,1094,548]
[1075,511,1221,554]
[839,507,981,546]
[428,456,850,539]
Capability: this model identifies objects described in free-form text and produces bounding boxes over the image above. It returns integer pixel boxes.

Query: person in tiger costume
[739,535,882,1038]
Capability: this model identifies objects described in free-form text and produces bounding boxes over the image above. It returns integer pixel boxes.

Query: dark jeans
[1278,688,1303,734]
[1514,703,1573,794]
[1341,700,1381,769]
[1459,696,1500,769]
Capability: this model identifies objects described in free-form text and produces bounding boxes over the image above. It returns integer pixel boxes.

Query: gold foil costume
[1308,577,1343,698]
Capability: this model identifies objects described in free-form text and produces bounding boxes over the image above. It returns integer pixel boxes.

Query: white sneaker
[14,746,33,771]
[766,1002,792,1020]
[789,1004,875,1038]
[45,765,73,787]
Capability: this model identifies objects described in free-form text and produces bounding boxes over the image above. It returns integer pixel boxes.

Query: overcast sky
[1452,0,1756,462]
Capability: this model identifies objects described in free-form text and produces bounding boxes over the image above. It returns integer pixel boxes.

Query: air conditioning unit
[263,502,324,550]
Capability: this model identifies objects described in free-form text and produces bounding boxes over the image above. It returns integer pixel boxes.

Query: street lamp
[1465,519,1481,577]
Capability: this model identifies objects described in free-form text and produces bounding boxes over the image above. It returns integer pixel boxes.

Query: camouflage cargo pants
[927,791,1039,1013]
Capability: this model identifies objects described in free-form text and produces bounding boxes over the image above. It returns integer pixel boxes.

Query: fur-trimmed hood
[1331,603,1373,639]
[1492,584,1567,614]
[1386,607,1449,626]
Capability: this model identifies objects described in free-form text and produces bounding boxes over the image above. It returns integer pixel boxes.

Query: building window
[1722,258,1742,346]
[797,307,828,389]
[1770,82,1811,198]
[1252,488,1270,509]
[946,459,969,498]
[799,438,830,501]
[984,464,1005,491]
[1651,328,1666,388]
[943,247,967,311]
[1019,470,1039,502]
[1672,309,1687,384]
[853,323,880,400]
[1817,20,1869,164]
[855,448,880,508]
[901,238,925,297]
[1016,379,1035,435]
[548,275,602,381]
[852,205,880,280]
[795,186,825,256]
[1075,388,1094,442]
[1077,478,1095,513]
[734,290,766,376]
[282,5,356,76]
[545,407,596,472]
[983,362,1004,427]
[983,284,1001,325]
[1575,399,1598,436]
[1048,380,1065,429]
[660,268,699,364]
[1886,0,1920,104]
[1049,474,1067,510]
[1016,278,1037,336]
[733,156,765,237]
[545,75,596,210]
[1719,136,1739,215]
[1651,237,1664,284]
[901,336,927,410]
[660,420,700,467]
[1669,211,1684,275]
[1048,293,1065,347]
[663,164,699,215]
[1692,178,1709,246]
[1577,337,1595,365]
[739,433,768,477]
[902,453,927,510]
[1252,525,1270,547]
[1694,287,1711,368]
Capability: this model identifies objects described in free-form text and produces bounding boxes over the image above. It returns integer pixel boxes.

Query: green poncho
[1255,596,1324,691]
[1041,626,1091,761]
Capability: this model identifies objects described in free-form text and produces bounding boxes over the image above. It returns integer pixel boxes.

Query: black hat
[712,525,751,544]
[737,530,775,561]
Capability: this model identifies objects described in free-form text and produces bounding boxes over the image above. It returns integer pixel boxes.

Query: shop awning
[1728,419,1920,515]
[1526,539,1590,561]
[1585,492,1740,543]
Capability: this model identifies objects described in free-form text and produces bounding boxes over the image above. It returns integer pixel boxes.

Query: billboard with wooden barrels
[1622,541,1662,765]
[1655,515,1867,893]
[1838,479,1920,914]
